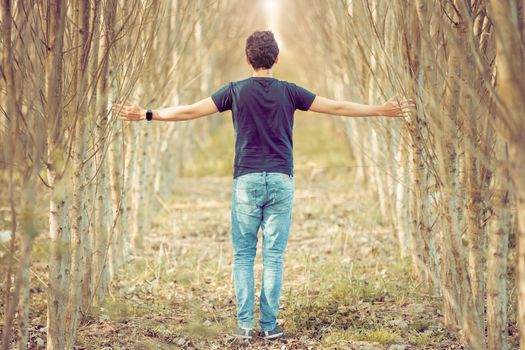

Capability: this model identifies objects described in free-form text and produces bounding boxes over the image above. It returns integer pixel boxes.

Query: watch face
[146,110,152,121]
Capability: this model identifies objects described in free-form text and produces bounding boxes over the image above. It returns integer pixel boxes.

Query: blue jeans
[231,171,294,331]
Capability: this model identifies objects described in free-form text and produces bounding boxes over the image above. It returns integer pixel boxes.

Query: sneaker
[260,325,285,339]
[232,326,253,340]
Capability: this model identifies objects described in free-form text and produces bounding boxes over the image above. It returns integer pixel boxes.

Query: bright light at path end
[263,0,284,51]
[264,0,279,15]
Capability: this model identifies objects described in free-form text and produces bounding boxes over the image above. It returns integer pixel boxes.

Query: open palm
[381,97,414,117]
[112,102,146,121]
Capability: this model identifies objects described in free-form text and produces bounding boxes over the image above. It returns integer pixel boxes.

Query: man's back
[211,77,316,178]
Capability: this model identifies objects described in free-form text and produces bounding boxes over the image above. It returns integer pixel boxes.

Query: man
[115,30,408,341]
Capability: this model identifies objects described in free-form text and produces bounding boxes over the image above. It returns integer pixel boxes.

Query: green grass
[294,115,355,173]
[99,298,153,320]
[322,327,401,346]
[183,116,234,177]
[408,331,434,346]
[354,327,400,343]
[281,257,413,339]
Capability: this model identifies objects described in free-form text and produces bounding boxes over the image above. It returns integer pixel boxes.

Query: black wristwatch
[146,109,153,121]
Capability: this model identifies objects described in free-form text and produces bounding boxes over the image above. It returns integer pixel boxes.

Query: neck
[252,68,273,77]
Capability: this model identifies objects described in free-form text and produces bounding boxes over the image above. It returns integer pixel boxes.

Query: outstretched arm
[113,97,218,122]
[308,96,411,118]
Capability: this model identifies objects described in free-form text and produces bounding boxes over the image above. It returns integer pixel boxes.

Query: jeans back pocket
[234,186,258,215]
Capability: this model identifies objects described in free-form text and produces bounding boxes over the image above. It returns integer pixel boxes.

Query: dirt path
[76,174,462,349]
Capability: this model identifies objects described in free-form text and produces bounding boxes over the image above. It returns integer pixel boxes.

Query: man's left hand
[112,102,146,121]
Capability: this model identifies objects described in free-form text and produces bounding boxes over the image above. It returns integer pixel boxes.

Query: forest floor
[21,118,473,349]
[73,174,464,350]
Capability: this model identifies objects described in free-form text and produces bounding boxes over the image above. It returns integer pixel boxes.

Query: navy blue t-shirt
[211,77,316,178]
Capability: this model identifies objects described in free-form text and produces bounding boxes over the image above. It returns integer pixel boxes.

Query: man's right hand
[379,97,414,118]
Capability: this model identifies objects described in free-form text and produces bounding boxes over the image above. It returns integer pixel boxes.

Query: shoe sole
[261,332,284,339]
[233,334,253,340]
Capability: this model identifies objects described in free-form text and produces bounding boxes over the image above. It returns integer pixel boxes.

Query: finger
[114,101,132,107]
[400,106,413,112]
[112,108,127,116]
[113,108,129,116]
[398,100,416,107]
[112,104,126,110]
[387,96,398,103]
[113,107,129,115]
[112,104,132,112]
[113,101,132,111]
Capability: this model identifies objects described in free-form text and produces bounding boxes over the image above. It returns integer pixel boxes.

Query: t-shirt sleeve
[289,83,316,111]
[211,83,233,112]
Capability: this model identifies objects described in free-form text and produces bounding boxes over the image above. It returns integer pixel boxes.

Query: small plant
[353,327,400,344]
[321,327,400,347]
[409,331,433,346]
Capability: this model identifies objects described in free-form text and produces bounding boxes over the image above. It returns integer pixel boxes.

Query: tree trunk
[459,8,488,337]
[66,0,90,346]
[15,226,34,350]
[47,190,71,350]
[444,17,485,348]
[92,0,117,305]
[487,141,511,350]
[81,0,101,315]
[409,149,426,282]
[45,0,70,348]
[488,1,525,347]
[396,142,411,258]
[134,124,151,248]
[109,118,125,275]
[1,0,20,347]
[440,39,464,331]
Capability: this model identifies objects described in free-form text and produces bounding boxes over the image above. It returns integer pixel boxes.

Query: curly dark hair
[245,31,279,70]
